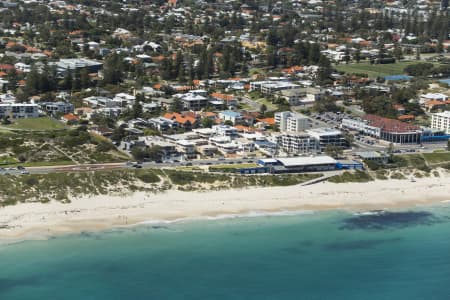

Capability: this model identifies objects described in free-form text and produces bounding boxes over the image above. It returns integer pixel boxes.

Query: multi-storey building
[431,111,450,134]
[275,111,309,132]
[0,103,39,119]
[342,115,422,144]
[306,128,348,151]
[271,132,319,155]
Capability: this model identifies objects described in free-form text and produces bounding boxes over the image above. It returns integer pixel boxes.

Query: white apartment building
[306,128,347,151]
[275,111,309,132]
[0,103,39,119]
[341,118,381,137]
[419,93,448,104]
[271,132,319,155]
[431,111,450,134]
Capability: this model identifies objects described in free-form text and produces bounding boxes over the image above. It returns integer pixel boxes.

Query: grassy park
[335,61,419,78]
[1,117,66,131]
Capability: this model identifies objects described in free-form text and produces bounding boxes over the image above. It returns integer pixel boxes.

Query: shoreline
[1,174,450,244]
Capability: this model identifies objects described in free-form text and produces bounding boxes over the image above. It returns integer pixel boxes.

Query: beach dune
[1,174,450,243]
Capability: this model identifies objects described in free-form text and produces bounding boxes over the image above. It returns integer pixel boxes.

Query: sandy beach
[1,173,450,243]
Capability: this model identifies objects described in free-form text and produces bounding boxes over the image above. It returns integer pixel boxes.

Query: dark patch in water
[325,237,402,251]
[340,211,438,230]
[281,240,314,254]
[281,247,307,254]
[299,240,314,247]
[151,225,169,230]
[0,278,41,294]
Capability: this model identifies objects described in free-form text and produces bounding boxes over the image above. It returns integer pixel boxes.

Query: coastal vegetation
[366,152,450,172]
[328,170,373,183]
[0,169,322,207]
[0,127,129,166]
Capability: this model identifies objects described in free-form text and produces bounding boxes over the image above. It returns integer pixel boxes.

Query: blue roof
[255,141,277,147]
[384,75,412,81]
[220,110,241,117]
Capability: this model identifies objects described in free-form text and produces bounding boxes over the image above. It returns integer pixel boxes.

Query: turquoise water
[2,207,450,299]
[439,78,450,85]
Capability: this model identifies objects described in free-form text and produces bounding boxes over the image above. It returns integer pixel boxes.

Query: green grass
[255,98,277,111]
[209,163,259,173]
[392,154,427,169]
[335,61,420,78]
[3,117,66,131]
[422,152,450,164]
[0,155,19,165]
[211,163,258,169]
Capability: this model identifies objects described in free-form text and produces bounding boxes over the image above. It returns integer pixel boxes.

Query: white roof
[421,93,448,99]
[258,158,278,164]
[433,111,450,118]
[276,156,336,167]
[307,128,342,137]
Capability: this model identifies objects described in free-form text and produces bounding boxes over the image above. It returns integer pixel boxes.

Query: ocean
[1,206,450,300]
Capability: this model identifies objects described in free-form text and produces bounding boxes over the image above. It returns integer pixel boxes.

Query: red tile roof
[398,115,415,121]
[211,93,234,101]
[62,113,79,121]
[0,64,14,71]
[163,112,196,125]
[257,117,275,125]
[363,114,419,133]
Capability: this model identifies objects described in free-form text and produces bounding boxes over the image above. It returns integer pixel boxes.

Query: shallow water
[1,206,450,299]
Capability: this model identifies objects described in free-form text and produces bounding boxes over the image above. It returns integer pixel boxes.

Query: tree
[260,104,267,116]
[170,98,183,113]
[61,69,73,90]
[72,68,81,91]
[324,145,343,159]
[111,127,126,143]
[6,69,18,92]
[354,47,361,63]
[201,117,214,128]
[1,116,11,125]
[415,48,421,61]
[388,142,395,154]
[132,101,143,119]
[102,53,124,85]
[80,68,90,89]
[316,55,332,85]
[131,147,147,161]
[25,66,40,95]
[146,145,163,162]
[393,45,403,61]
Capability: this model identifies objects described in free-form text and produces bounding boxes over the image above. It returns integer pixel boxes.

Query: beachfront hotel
[431,111,450,134]
[342,115,422,144]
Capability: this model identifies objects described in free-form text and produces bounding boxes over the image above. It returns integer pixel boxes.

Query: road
[0,140,448,177]
[239,96,261,112]
[0,158,262,176]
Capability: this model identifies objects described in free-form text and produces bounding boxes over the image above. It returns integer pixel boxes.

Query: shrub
[96,141,115,152]
[136,171,160,183]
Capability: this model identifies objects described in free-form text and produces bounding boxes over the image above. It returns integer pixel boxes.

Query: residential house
[219,110,243,124]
